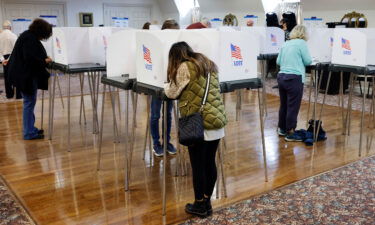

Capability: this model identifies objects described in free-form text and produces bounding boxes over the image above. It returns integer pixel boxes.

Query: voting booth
[179,29,220,63]
[242,27,285,55]
[52,27,124,65]
[218,31,259,82]
[332,28,375,67]
[136,30,180,88]
[52,27,91,65]
[88,27,113,65]
[107,30,137,78]
[41,38,54,59]
[307,28,334,64]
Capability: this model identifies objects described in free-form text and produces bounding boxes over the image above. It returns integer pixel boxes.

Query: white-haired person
[0,20,19,98]
[187,17,211,29]
[276,25,312,141]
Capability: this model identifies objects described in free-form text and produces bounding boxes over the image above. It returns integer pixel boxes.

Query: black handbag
[178,73,211,146]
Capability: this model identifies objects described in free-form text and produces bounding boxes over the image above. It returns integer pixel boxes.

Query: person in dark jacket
[8,18,52,140]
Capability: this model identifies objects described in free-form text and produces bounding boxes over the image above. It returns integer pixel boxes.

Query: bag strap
[200,73,211,111]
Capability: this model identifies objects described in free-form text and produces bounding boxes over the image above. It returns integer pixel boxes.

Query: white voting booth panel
[218,31,259,82]
[332,28,375,67]
[136,30,180,88]
[179,29,220,64]
[52,27,90,65]
[42,38,54,59]
[88,27,113,65]
[242,27,284,54]
[52,27,125,65]
[307,28,333,64]
[178,29,259,82]
[107,30,137,78]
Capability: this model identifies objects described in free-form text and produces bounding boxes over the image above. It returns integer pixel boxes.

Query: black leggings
[188,139,220,200]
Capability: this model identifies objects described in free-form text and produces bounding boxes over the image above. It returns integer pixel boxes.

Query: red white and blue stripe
[231,44,243,60]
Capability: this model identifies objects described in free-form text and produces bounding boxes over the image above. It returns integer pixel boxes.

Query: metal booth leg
[41,91,44,131]
[306,69,315,128]
[109,86,120,143]
[56,75,64,109]
[67,73,71,151]
[143,95,150,160]
[257,88,268,182]
[359,75,368,157]
[161,100,168,216]
[97,84,107,171]
[49,73,57,140]
[79,73,87,125]
[314,71,332,142]
[124,90,130,191]
[345,74,356,136]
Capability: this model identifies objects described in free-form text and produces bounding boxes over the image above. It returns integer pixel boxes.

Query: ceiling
[302,0,375,11]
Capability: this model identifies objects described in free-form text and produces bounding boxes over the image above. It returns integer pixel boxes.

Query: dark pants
[277,73,304,132]
[188,139,220,200]
[3,54,21,99]
[150,97,173,146]
[21,80,39,140]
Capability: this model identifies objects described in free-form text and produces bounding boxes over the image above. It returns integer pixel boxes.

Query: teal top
[277,39,312,83]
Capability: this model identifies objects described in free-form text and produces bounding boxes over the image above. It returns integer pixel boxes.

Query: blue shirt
[277,39,312,83]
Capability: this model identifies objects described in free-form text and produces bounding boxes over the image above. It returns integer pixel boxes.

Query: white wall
[203,11,266,27]
[0,0,163,27]
[303,10,375,28]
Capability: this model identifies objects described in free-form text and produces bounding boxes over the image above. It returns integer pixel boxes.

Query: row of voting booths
[303,28,375,157]
[41,25,287,217]
[44,25,375,217]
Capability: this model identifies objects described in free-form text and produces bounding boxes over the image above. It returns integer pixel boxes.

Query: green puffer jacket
[178,62,228,130]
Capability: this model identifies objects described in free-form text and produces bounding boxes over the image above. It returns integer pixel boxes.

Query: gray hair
[201,17,211,28]
[3,20,11,29]
[289,25,308,41]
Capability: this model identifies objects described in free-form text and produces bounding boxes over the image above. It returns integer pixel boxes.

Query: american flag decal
[231,44,243,60]
[143,45,152,64]
[56,37,61,49]
[341,38,351,50]
[271,34,277,43]
[103,36,108,47]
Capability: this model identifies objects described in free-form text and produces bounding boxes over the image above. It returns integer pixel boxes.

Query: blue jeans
[150,97,173,145]
[277,73,304,132]
[22,85,39,140]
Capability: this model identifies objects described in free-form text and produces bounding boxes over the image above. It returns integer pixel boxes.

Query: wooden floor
[0,90,374,225]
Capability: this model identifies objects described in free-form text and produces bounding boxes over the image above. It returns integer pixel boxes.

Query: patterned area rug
[180,156,375,225]
[0,175,37,225]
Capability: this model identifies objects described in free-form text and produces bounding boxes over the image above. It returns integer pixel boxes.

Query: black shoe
[185,200,208,218]
[38,129,44,135]
[24,134,44,140]
[204,197,213,216]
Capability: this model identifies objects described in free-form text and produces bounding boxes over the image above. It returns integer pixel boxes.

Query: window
[262,0,300,13]
[174,0,199,17]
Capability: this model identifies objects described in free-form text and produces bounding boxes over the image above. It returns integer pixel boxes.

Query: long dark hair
[162,19,180,30]
[29,18,52,40]
[168,42,218,84]
[142,22,151,30]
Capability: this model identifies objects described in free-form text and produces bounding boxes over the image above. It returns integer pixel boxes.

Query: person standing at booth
[150,19,179,156]
[165,42,227,217]
[276,25,312,141]
[0,20,20,99]
[7,19,53,140]
[186,17,211,29]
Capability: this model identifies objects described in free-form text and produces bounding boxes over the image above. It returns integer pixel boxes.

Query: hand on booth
[2,60,9,66]
[45,57,53,64]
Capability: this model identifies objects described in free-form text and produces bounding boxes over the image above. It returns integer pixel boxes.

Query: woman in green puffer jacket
[164,41,227,218]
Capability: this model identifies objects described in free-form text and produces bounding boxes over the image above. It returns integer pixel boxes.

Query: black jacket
[8,30,50,95]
